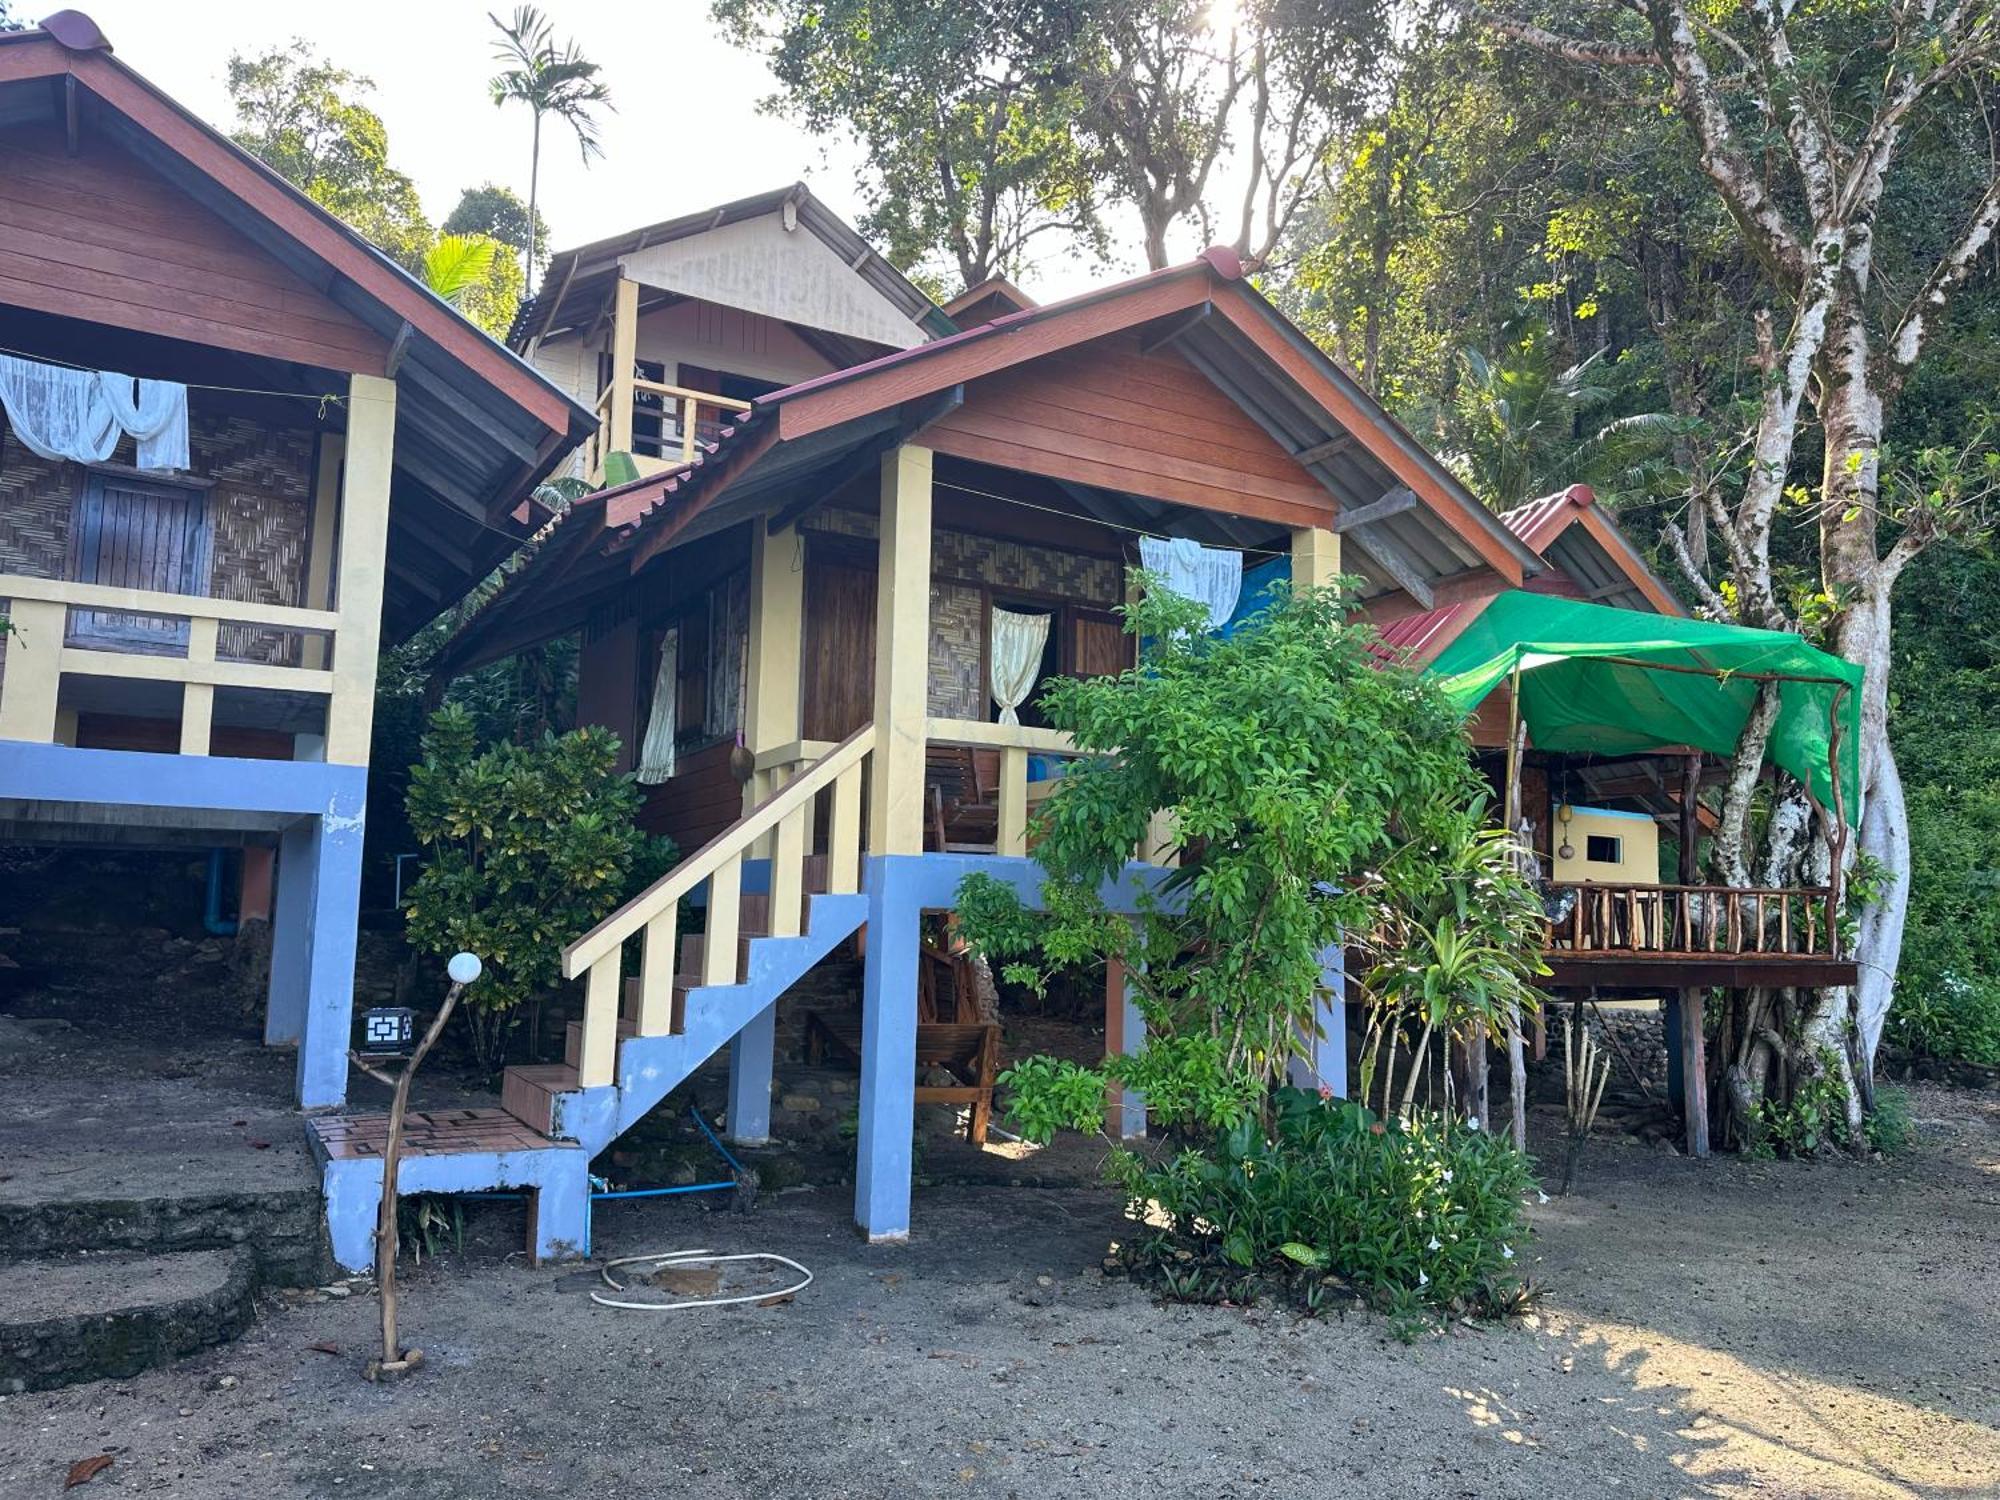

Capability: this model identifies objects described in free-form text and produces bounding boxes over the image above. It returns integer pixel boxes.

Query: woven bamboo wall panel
[0,406,316,685]
[928,581,983,718]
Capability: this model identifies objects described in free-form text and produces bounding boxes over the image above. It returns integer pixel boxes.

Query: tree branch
[1886,174,2000,388]
[1453,2,1663,66]
[1658,518,1733,618]
[1642,0,1810,285]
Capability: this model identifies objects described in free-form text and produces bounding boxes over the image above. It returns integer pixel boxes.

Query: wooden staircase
[494,726,876,1155]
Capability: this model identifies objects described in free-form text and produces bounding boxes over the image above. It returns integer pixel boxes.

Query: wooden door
[1070,608,1131,678]
[802,553,877,740]
[67,473,209,652]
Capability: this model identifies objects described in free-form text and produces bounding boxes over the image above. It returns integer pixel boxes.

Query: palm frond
[422,234,502,306]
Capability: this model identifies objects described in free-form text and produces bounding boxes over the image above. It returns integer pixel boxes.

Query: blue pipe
[203,849,237,936]
[451,1108,746,1209]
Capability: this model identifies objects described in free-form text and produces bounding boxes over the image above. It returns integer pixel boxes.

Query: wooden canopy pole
[1502,665,1527,1151]
[1677,752,1709,1158]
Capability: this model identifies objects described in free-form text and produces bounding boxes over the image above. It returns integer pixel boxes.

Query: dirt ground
[1,1084,1995,1499]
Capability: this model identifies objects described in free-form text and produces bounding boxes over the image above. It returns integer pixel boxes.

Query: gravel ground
[2,1082,1996,1499]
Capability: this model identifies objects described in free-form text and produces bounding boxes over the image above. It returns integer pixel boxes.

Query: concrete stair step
[0,1246,256,1393]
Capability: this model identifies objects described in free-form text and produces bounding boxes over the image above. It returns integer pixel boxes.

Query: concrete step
[0,1246,256,1393]
[0,1182,327,1289]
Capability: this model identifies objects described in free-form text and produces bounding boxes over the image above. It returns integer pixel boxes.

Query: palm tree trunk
[525,111,543,284]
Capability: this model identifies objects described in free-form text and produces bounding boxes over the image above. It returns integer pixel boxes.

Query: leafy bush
[1110,1089,1535,1315]
[403,704,675,1070]
[961,577,1546,1121]
[1864,1084,1916,1155]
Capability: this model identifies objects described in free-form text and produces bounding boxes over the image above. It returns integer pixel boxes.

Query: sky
[57,0,1148,303]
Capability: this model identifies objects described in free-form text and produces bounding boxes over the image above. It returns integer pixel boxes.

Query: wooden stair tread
[500,1063,580,1135]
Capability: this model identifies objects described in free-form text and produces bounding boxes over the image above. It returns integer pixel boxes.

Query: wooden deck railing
[1547,882,1838,959]
[0,573,343,759]
[588,376,755,477]
[559,724,875,1088]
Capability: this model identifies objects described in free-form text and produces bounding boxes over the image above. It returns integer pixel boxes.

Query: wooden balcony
[1542,881,1858,990]
[0,574,356,762]
[585,376,754,481]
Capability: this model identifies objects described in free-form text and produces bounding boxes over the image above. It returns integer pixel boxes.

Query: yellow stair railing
[559,723,875,1088]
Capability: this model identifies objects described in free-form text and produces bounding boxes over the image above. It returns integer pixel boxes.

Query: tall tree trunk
[526,112,543,285]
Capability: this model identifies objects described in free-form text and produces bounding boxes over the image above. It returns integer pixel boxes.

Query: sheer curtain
[1137,536,1243,632]
[636,628,679,784]
[989,608,1051,726]
[0,354,189,471]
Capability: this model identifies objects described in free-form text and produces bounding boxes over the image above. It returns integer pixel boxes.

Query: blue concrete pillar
[265,818,317,1048]
[1105,953,1147,1139]
[854,857,920,1242]
[726,1001,777,1145]
[267,802,366,1110]
[1287,941,1349,1098]
[528,1150,593,1265]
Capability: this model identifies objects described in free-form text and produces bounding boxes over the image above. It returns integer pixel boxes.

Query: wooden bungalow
[353,240,1579,1269]
[0,12,593,1108]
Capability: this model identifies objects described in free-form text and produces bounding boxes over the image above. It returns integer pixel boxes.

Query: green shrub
[403,704,676,1070]
[1886,967,2000,1067]
[1864,1084,1916,1155]
[1107,1088,1536,1315]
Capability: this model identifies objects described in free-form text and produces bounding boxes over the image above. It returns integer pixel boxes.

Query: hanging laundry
[0,353,190,471]
[1138,535,1243,633]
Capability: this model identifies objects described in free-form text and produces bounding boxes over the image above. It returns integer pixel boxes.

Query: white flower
[1536,1190,1550,1205]
[1441,1169,1454,1184]
[1418,1270,1429,1287]
[1427,1235,1441,1251]
[1466,1116,1481,1131]
[1501,1245,1515,1261]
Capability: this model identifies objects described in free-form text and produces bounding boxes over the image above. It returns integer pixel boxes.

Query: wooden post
[743,522,805,856]
[1503,667,1527,1150]
[179,616,218,755]
[301,434,343,671]
[1290,524,1341,591]
[1680,986,1709,1158]
[0,597,66,743]
[606,276,639,460]
[324,373,396,766]
[996,745,1028,857]
[868,444,933,856]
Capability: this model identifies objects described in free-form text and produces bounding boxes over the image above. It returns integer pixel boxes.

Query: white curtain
[989,608,1051,726]
[0,354,189,471]
[1138,535,1243,633]
[636,628,679,784]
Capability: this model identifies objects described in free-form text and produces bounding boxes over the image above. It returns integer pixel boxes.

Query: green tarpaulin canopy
[1425,591,1864,822]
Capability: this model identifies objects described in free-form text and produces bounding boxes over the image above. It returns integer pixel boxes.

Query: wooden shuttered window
[66,471,211,651]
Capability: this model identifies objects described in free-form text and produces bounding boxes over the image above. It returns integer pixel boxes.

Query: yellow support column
[868,444,933,856]
[179,617,218,756]
[1291,524,1341,592]
[0,597,65,743]
[742,522,805,835]
[606,276,639,460]
[324,373,396,766]
[301,435,344,671]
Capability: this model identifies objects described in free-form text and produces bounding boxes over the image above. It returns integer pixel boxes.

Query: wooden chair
[805,939,1001,1144]
[925,745,999,852]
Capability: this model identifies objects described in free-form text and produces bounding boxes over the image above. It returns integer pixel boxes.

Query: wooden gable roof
[0,12,597,634]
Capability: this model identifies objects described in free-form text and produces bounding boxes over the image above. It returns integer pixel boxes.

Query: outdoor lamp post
[350,952,482,1382]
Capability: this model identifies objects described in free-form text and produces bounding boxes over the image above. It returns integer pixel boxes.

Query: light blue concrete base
[1109,951,1148,1140]
[726,1001,777,1144]
[0,742,367,1109]
[1286,942,1349,1098]
[850,853,1170,1241]
[319,1141,589,1273]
